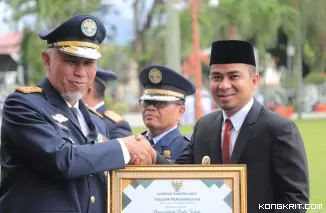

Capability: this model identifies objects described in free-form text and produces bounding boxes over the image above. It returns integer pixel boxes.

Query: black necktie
[149,139,154,145]
[70,107,79,121]
[146,136,154,145]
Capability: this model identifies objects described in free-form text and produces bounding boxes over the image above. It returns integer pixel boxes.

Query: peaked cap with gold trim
[139,65,196,102]
[39,15,106,60]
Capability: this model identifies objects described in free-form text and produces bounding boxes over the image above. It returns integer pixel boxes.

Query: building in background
[0,32,23,96]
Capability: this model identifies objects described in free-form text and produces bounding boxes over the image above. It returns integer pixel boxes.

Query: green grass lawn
[134,119,326,212]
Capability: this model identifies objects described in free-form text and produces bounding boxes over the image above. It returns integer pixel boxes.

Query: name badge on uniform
[163,150,171,159]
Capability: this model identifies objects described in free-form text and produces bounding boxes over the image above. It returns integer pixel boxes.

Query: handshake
[122,134,157,165]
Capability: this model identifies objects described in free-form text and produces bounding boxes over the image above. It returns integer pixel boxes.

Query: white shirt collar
[93,101,105,110]
[146,125,178,144]
[222,97,254,131]
[65,99,79,109]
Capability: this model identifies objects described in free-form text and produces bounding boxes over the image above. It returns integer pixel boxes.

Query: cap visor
[39,29,54,39]
[140,94,180,102]
[58,46,101,60]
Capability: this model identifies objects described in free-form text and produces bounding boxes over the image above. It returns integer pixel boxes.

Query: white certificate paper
[121,179,233,213]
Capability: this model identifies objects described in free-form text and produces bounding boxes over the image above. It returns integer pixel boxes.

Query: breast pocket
[54,123,75,144]
[56,122,71,133]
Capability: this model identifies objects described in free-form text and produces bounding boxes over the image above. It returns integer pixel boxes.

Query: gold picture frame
[109,164,247,213]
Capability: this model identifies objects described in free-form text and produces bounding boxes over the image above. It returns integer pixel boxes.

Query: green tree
[206,0,251,40]
[6,0,101,29]
[130,0,165,68]
[20,28,47,84]
[304,72,326,85]
[248,0,299,72]
[6,0,116,84]
[277,0,326,76]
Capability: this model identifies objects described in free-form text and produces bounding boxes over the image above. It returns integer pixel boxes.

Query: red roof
[0,32,23,54]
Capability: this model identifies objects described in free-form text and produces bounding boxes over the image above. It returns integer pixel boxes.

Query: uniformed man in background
[83,67,132,139]
[138,65,196,161]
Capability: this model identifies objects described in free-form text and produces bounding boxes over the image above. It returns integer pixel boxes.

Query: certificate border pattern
[109,165,247,213]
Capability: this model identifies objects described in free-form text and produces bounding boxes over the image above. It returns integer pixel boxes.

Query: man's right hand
[122,135,153,165]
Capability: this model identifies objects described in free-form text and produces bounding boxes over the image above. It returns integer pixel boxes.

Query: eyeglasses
[139,100,183,109]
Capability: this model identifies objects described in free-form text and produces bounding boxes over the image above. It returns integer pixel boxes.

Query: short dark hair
[176,99,185,106]
[93,78,106,99]
[248,65,257,74]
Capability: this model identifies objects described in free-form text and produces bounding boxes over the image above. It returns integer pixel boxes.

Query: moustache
[216,89,235,96]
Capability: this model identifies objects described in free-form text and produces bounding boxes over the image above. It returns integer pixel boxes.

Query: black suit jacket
[156,99,309,213]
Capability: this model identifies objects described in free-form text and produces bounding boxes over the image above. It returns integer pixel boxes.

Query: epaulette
[15,86,42,94]
[184,134,191,141]
[86,105,103,118]
[103,110,123,123]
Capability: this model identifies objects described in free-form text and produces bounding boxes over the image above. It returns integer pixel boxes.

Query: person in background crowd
[83,67,132,139]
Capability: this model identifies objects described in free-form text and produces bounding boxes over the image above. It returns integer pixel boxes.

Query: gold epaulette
[86,105,103,118]
[103,110,123,123]
[15,86,42,94]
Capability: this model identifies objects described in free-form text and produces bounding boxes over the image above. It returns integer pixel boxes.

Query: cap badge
[148,68,162,84]
[81,18,97,37]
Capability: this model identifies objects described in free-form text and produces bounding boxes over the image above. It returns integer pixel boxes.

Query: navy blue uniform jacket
[0,78,126,213]
[96,104,132,139]
[142,128,190,161]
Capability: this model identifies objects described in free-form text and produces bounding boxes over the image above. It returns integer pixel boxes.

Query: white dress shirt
[65,100,90,137]
[221,97,254,154]
[93,101,105,110]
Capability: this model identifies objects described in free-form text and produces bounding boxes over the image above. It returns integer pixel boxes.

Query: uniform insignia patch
[52,114,69,123]
[103,110,123,123]
[163,150,171,158]
[148,68,163,84]
[81,18,97,37]
[15,86,42,94]
[86,105,103,118]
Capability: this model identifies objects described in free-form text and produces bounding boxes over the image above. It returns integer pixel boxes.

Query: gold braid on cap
[54,41,99,49]
[143,89,184,99]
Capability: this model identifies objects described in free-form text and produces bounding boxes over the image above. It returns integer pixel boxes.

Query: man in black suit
[152,40,309,213]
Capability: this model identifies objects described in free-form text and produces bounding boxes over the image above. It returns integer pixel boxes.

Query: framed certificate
[109,164,247,213]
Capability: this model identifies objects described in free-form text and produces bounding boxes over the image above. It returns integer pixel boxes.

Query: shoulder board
[184,134,191,141]
[104,110,123,123]
[15,86,42,94]
[86,105,103,118]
